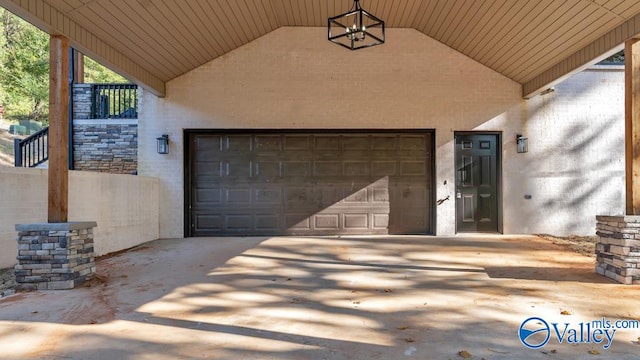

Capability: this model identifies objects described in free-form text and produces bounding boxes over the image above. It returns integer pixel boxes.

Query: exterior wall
[509,67,625,235]
[138,27,523,238]
[137,27,623,238]
[0,167,160,268]
[73,119,138,174]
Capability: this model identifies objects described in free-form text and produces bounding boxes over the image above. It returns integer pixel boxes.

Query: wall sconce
[516,134,528,153]
[156,134,169,154]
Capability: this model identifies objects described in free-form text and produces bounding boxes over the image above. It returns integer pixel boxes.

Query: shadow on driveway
[0,235,638,359]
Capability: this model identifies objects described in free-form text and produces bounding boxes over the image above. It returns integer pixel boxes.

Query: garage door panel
[400,136,427,150]
[255,161,281,178]
[343,162,370,176]
[372,162,398,176]
[313,186,341,205]
[372,136,397,149]
[283,161,311,177]
[344,213,369,229]
[314,214,340,230]
[314,161,342,176]
[226,188,252,204]
[285,188,314,209]
[226,215,253,230]
[225,135,252,152]
[254,187,282,204]
[343,136,370,149]
[343,187,368,203]
[195,161,222,177]
[315,136,340,150]
[373,213,390,229]
[255,135,282,151]
[284,135,311,150]
[195,136,222,155]
[225,160,254,177]
[372,187,390,203]
[255,215,281,231]
[401,161,427,176]
[194,188,222,204]
[194,214,222,231]
[286,214,311,230]
[188,132,433,236]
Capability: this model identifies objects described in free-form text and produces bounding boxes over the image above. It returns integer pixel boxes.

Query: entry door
[455,134,499,232]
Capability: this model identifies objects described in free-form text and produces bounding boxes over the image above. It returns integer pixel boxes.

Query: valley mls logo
[518,316,636,350]
[519,317,551,349]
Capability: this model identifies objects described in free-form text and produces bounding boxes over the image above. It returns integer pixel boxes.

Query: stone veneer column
[595,215,640,285]
[14,222,97,290]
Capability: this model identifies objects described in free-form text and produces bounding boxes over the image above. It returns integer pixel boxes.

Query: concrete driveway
[0,235,638,359]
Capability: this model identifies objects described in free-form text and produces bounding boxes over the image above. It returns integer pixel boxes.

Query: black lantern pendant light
[328,0,385,50]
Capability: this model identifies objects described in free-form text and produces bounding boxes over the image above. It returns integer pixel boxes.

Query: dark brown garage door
[185,131,434,236]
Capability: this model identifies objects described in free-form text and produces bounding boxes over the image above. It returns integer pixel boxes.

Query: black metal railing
[14,126,49,168]
[91,84,138,119]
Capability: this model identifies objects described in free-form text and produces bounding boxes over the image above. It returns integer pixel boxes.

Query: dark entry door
[455,134,499,232]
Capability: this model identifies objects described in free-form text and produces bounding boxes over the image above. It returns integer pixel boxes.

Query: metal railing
[14,126,49,168]
[91,84,138,119]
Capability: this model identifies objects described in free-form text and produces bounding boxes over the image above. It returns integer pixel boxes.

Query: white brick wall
[507,67,625,235]
[0,168,160,268]
[138,27,624,237]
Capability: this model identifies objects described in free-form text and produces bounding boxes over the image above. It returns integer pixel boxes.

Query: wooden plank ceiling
[3,0,640,97]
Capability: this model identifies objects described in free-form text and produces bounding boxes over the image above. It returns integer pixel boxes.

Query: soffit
[3,0,640,97]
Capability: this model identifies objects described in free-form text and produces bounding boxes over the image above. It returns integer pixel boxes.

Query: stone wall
[73,119,137,174]
[72,84,138,174]
[595,215,640,285]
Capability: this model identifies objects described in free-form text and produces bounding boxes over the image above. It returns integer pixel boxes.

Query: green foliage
[0,9,49,123]
[84,56,128,84]
[600,50,624,65]
[0,9,129,124]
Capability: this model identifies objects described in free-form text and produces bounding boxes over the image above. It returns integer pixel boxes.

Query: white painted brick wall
[139,27,523,237]
[507,67,625,235]
[0,168,160,268]
[138,27,623,238]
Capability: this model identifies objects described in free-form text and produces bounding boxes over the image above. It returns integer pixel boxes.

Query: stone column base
[14,222,97,290]
[596,215,640,285]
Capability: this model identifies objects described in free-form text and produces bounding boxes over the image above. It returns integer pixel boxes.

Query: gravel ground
[536,234,597,257]
[0,267,16,298]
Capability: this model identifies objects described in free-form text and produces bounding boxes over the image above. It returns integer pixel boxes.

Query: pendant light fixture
[328,0,385,50]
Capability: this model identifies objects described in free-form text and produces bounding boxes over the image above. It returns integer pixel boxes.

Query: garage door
[186,131,433,236]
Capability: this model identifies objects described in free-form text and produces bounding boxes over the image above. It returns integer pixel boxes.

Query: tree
[0,9,49,123]
[600,50,624,65]
[84,56,128,84]
[0,9,129,124]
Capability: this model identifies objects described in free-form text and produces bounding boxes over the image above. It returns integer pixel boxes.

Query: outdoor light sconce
[156,134,169,155]
[328,0,385,50]
[516,134,528,153]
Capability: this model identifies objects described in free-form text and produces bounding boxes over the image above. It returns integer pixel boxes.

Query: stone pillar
[595,215,640,285]
[14,222,97,290]
[72,84,92,119]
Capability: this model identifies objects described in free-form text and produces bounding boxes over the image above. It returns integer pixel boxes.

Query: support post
[13,139,22,167]
[48,35,69,223]
[73,50,84,84]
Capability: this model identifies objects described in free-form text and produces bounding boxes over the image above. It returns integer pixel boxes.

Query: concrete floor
[0,235,638,360]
